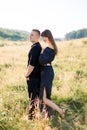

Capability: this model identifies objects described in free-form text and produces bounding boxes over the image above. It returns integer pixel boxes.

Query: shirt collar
[31,42,39,48]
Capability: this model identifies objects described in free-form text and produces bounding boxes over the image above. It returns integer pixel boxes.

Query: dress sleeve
[39,49,54,65]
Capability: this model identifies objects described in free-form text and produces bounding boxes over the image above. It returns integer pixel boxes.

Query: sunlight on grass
[0,38,87,130]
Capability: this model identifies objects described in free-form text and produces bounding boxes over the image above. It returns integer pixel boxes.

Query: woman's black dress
[39,47,55,100]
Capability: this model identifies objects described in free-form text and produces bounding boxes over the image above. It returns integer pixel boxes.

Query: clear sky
[0,0,87,38]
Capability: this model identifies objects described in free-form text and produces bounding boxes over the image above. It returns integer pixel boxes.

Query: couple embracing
[25,29,65,120]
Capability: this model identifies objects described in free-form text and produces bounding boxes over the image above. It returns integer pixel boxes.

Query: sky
[0,0,87,38]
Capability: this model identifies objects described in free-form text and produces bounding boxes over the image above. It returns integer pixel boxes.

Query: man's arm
[25,44,41,79]
[25,65,34,78]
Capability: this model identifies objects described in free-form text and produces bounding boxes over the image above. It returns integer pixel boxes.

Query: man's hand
[25,74,30,80]
[25,65,34,80]
[25,77,30,80]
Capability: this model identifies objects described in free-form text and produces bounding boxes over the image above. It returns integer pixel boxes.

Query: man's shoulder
[32,42,41,50]
[33,42,41,47]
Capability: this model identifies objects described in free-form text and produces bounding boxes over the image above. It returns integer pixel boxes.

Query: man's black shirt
[27,42,41,80]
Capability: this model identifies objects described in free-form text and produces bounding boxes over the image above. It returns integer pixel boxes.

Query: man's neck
[32,41,39,44]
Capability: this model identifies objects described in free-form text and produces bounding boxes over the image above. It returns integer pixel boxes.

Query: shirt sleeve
[29,45,41,66]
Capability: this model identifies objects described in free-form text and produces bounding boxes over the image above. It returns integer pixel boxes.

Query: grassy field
[0,38,87,130]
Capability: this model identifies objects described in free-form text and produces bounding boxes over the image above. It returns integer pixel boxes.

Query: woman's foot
[60,109,66,118]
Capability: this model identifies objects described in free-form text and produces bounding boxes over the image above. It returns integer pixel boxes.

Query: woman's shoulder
[43,47,55,59]
[45,47,54,52]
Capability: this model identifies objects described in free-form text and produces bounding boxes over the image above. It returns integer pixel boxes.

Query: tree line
[65,28,87,40]
[0,27,87,41]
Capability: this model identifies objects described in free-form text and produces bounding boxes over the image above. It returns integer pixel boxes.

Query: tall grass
[0,38,87,130]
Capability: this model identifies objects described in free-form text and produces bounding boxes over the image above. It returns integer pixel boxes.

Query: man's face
[29,31,39,43]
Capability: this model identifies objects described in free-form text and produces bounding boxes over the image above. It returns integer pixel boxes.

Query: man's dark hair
[32,29,40,36]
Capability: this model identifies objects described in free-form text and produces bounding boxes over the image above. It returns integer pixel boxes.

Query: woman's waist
[40,65,54,78]
[40,64,52,69]
[43,63,51,66]
[40,65,54,72]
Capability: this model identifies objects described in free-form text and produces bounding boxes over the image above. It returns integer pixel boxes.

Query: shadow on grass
[49,95,87,130]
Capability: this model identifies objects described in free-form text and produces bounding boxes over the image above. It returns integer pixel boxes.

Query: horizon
[0,26,87,39]
[0,0,87,38]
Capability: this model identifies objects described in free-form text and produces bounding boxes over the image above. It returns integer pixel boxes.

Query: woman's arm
[39,49,54,65]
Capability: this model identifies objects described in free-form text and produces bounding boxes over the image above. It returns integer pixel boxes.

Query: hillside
[0,27,29,41]
[1,27,87,42]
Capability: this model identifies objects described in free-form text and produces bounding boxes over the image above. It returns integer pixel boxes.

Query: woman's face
[42,36,48,43]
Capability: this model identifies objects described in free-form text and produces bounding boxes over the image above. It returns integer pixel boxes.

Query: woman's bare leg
[43,88,63,115]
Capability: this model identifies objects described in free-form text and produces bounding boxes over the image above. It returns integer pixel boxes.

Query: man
[25,29,41,119]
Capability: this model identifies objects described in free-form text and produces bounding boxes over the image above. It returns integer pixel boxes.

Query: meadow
[0,38,87,130]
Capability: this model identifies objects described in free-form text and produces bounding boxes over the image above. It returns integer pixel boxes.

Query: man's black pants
[27,79,40,100]
[27,79,40,119]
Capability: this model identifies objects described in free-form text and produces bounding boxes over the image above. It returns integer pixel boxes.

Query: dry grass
[0,38,87,130]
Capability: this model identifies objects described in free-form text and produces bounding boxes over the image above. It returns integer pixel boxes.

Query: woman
[39,29,65,118]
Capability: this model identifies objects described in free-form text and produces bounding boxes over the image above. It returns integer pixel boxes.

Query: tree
[65,28,87,40]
